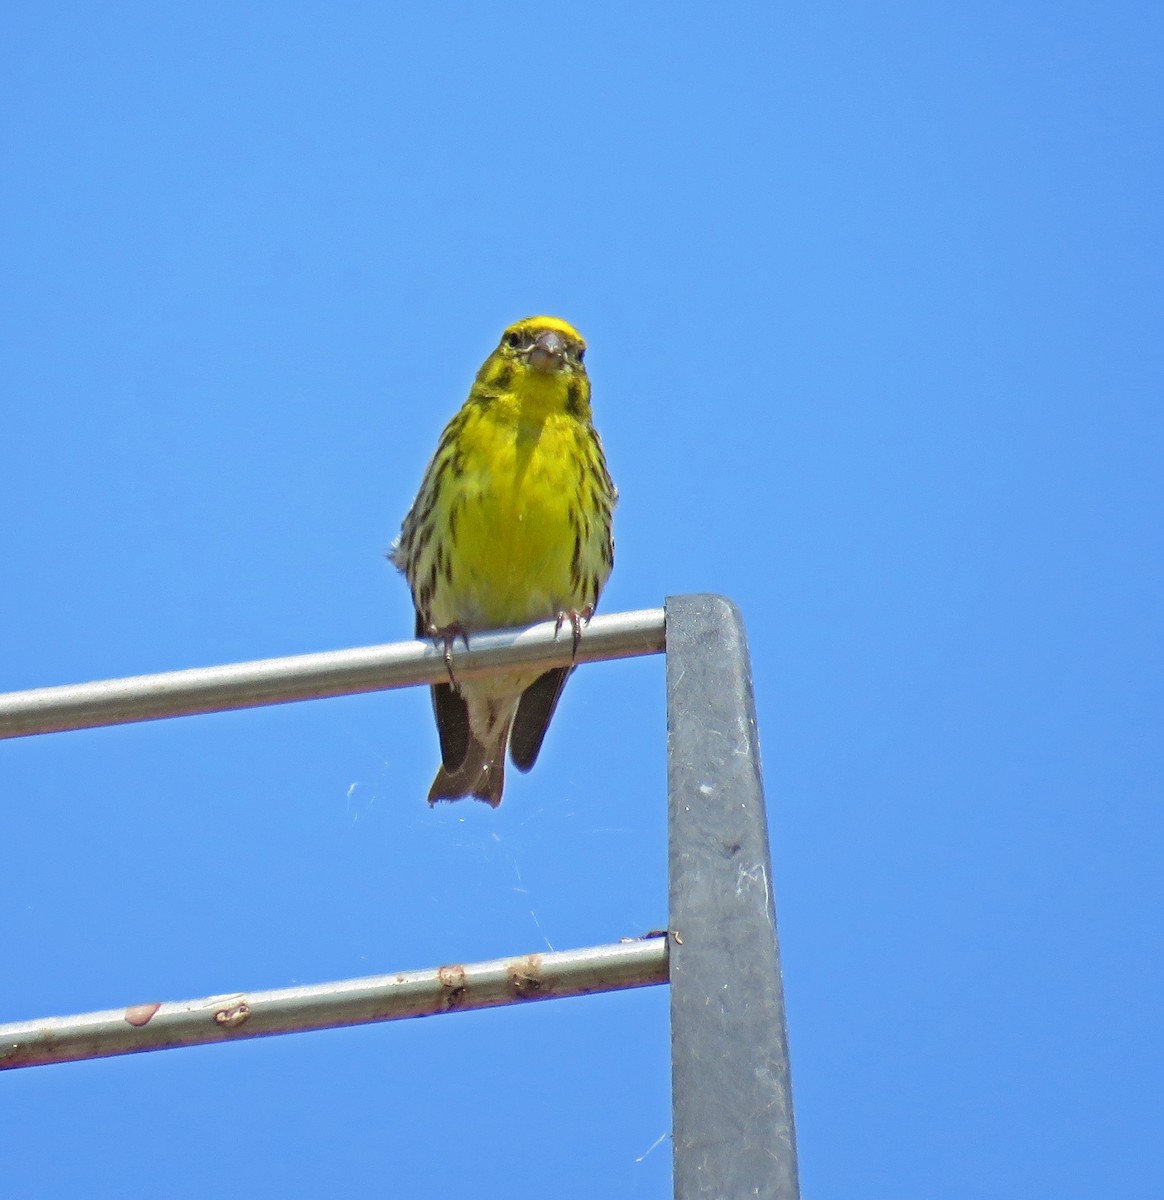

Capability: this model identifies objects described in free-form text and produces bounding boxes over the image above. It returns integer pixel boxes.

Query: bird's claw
[428,622,471,688]
[554,606,593,663]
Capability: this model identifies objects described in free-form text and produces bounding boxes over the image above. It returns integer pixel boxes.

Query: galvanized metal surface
[0,938,668,1070]
[665,595,800,1200]
[0,607,665,739]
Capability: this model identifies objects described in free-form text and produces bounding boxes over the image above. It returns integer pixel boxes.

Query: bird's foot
[428,621,471,688]
[554,606,594,663]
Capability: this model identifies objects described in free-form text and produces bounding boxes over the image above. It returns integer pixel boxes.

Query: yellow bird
[391,316,617,807]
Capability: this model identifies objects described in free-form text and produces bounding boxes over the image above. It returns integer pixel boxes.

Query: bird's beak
[527,329,568,373]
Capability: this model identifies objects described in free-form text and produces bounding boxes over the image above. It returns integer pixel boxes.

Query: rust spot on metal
[214,1000,251,1029]
[508,954,545,999]
[437,964,468,1009]
[124,1003,161,1027]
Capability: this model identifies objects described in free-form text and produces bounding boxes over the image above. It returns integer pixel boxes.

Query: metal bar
[664,595,800,1200]
[0,607,665,739]
[0,938,668,1070]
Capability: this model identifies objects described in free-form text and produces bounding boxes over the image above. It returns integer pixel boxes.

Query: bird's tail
[427,724,510,808]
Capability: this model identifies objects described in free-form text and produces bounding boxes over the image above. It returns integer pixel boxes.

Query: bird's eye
[503,331,521,349]
[576,347,585,362]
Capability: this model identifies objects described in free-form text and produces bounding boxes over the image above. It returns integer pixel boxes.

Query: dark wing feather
[415,608,471,772]
[509,666,573,773]
[431,682,471,772]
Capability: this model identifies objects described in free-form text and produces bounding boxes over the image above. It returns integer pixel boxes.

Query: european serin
[391,316,617,807]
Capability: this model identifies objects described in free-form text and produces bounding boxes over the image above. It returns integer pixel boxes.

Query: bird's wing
[509,666,574,773]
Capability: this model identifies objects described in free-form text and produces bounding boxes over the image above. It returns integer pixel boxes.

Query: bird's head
[475,316,591,419]
[495,316,587,377]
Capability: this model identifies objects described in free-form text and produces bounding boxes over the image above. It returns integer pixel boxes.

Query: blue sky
[2,2,1161,1196]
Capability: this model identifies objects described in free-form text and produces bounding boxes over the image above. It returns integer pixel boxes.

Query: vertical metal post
[665,594,800,1200]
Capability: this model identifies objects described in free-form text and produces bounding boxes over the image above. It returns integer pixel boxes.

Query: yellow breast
[435,402,589,629]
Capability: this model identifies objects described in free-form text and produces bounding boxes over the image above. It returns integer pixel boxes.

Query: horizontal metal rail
[0,607,666,739]
[0,938,668,1070]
